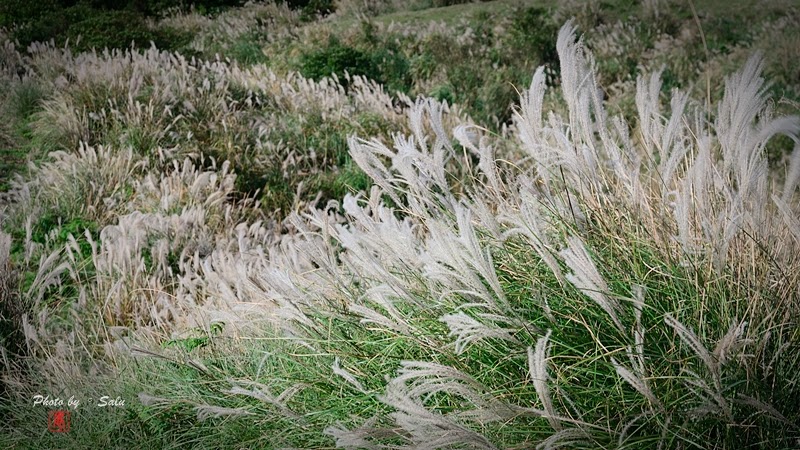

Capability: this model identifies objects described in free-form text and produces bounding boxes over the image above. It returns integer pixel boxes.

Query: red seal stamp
[48,410,71,433]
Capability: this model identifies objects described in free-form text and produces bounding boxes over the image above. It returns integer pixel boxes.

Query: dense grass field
[1,0,800,448]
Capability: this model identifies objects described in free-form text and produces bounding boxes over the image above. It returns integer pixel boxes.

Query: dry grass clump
[0,31,418,217]
[159,1,301,60]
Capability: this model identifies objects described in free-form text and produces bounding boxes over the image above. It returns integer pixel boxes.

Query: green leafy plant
[300,37,378,87]
[163,322,225,352]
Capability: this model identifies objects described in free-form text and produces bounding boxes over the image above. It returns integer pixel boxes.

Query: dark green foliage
[300,0,336,21]
[368,43,413,94]
[0,0,62,28]
[300,37,379,87]
[163,322,224,352]
[228,35,269,65]
[0,0,247,28]
[7,83,46,124]
[413,0,474,8]
[273,0,336,21]
[0,258,25,364]
[222,110,389,217]
[0,82,47,191]
[66,10,165,51]
[132,0,247,16]
[430,84,455,105]
[509,6,559,69]
[5,214,99,305]
[299,35,412,94]
[2,0,211,52]
[705,15,753,54]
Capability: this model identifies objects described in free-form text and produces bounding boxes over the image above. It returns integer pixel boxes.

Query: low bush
[299,37,379,87]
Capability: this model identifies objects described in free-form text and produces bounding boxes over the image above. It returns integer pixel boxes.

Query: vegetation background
[1,0,799,448]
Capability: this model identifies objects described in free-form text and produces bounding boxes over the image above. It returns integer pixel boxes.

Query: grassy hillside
[1,0,800,448]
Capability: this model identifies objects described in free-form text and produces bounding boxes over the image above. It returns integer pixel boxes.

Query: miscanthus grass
[1,16,800,450]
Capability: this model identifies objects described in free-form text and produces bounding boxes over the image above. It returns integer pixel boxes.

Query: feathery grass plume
[348,98,466,215]
[348,136,404,206]
[0,231,10,270]
[194,404,253,422]
[535,428,592,450]
[528,330,561,431]
[514,66,550,181]
[332,357,367,394]
[2,7,800,448]
[379,361,504,449]
[611,358,661,410]
[630,285,646,361]
[634,67,663,172]
[681,368,733,421]
[360,284,415,329]
[225,380,304,421]
[617,285,659,411]
[440,311,520,355]
[555,19,603,186]
[716,54,792,188]
[500,180,565,286]
[733,394,792,426]
[773,194,800,244]
[559,236,623,332]
[338,192,424,274]
[454,124,503,197]
[323,417,393,450]
[347,303,412,335]
[29,143,145,223]
[422,203,507,311]
[657,90,691,190]
[335,193,424,306]
[137,392,173,407]
[782,142,800,203]
[390,361,514,418]
[664,314,718,381]
[25,247,71,307]
[712,319,748,368]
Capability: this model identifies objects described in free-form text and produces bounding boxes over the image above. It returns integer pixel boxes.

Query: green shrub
[228,36,268,65]
[66,10,153,51]
[299,37,378,87]
[300,0,335,21]
[369,45,412,94]
[3,213,99,312]
[0,0,60,28]
[4,1,196,51]
[65,9,191,52]
[509,6,559,69]
[705,15,752,53]
[7,3,90,48]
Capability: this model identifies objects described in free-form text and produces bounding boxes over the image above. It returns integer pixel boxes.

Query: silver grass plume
[323,417,385,450]
[612,284,661,408]
[536,428,591,450]
[559,236,624,332]
[500,181,565,287]
[380,361,505,449]
[332,357,367,394]
[194,404,253,421]
[440,311,521,355]
[422,203,507,311]
[225,380,304,421]
[528,330,561,431]
[782,142,800,203]
[137,393,172,407]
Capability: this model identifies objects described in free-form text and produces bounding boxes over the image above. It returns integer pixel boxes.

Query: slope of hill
[1,1,799,448]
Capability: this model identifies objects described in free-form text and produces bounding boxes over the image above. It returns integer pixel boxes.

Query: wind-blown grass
[1,3,799,449]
